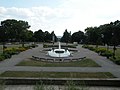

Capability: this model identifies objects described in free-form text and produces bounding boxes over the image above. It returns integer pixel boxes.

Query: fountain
[48,42,71,57]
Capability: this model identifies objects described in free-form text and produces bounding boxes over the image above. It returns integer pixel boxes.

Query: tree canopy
[0,19,120,46]
[61,29,71,43]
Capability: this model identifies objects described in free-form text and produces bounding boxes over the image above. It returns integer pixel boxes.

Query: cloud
[0,0,120,36]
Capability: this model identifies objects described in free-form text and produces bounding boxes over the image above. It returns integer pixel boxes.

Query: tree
[71,30,85,43]
[44,31,51,42]
[1,19,18,42]
[34,29,45,42]
[0,19,30,47]
[50,31,57,42]
[85,27,101,45]
[61,29,71,44]
[24,30,34,42]
[0,26,8,53]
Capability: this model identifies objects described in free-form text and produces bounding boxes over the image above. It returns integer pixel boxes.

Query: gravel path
[0,44,120,78]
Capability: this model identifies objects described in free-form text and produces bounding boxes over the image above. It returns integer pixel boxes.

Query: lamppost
[101,34,104,45]
[112,33,116,59]
[3,31,7,54]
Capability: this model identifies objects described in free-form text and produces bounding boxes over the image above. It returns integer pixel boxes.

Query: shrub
[0,46,31,61]
[4,48,17,56]
[100,51,113,59]
[2,53,11,59]
[17,47,26,52]
[82,45,96,51]
[0,54,5,61]
[82,45,89,48]
[30,44,38,48]
[0,53,12,61]
[111,57,120,65]
[88,46,96,51]
[96,48,107,54]
[114,59,120,65]
[43,44,48,48]
[82,45,113,59]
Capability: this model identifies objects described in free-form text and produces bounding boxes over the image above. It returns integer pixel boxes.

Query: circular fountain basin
[48,48,71,57]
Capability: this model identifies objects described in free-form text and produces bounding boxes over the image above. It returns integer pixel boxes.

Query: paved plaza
[0,43,120,89]
[0,44,120,77]
[4,85,120,90]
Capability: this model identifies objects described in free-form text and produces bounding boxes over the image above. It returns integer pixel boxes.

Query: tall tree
[50,31,57,42]
[1,19,30,47]
[71,30,85,43]
[44,31,51,42]
[61,29,71,44]
[85,27,101,45]
[34,29,45,42]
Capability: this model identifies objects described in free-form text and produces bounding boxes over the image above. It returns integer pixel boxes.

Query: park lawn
[0,71,115,78]
[16,58,100,67]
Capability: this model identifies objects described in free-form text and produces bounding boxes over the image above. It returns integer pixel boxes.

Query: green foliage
[34,81,45,90]
[65,81,79,90]
[85,20,120,45]
[82,45,113,59]
[33,80,88,90]
[114,57,120,65]
[0,80,5,90]
[0,54,5,61]
[43,44,76,48]
[61,29,71,43]
[82,45,96,51]
[4,48,18,55]
[17,47,27,52]
[0,52,12,61]
[96,48,106,54]
[30,44,38,48]
[111,56,120,65]
[0,46,31,61]
[71,31,85,43]
[0,19,30,42]
[100,51,113,58]
[65,81,88,90]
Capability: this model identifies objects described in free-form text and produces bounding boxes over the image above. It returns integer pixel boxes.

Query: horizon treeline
[0,19,120,46]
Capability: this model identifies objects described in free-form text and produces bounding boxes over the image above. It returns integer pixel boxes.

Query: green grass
[16,58,100,67]
[0,71,115,78]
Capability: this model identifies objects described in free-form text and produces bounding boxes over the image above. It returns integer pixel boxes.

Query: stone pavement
[0,44,120,78]
[4,85,120,90]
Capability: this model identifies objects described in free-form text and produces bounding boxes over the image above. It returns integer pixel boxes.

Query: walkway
[4,85,120,90]
[0,44,120,78]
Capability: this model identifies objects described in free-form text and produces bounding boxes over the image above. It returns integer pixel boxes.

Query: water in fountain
[48,42,71,57]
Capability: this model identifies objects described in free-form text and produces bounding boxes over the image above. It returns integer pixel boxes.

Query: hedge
[82,45,113,59]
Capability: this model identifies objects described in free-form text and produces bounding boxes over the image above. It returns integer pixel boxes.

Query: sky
[0,0,120,36]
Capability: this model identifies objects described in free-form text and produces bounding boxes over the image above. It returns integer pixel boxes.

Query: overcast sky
[0,0,120,36]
